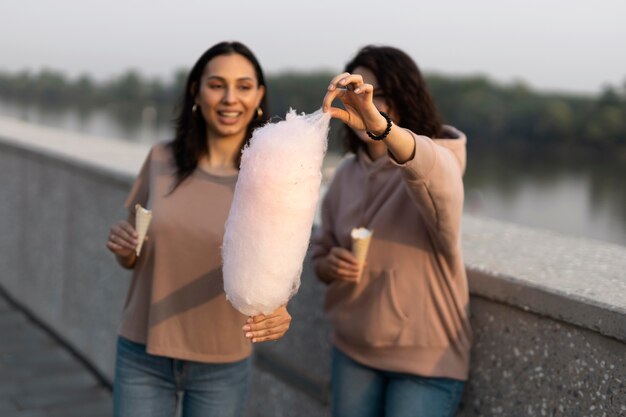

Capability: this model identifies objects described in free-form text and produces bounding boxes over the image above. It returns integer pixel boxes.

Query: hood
[433,125,467,175]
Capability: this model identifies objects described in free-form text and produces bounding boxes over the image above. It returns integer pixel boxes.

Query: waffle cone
[135,204,152,256]
[351,228,373,280]
[352,234,372,267]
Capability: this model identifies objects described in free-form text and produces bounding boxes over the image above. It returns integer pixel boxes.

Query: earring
[192,104,198,113]
[256,107,264,120]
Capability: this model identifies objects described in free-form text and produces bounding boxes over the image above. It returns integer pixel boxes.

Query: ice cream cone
[135,204,152,256]
[351,227,373,280]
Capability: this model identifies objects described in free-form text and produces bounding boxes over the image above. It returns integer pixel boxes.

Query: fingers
[106,241,125,253]
[322,88,345,114]
[323,72,363,110]
[323,72,375,124]
[331,266,360,282]
[330,247,358,263]
[243,306,292,343]
[106,240,135,258]
[353,83,373,95]
[322,98,351,123]
[109,223,138,250]
[326,247,360,281]
[327,72,351,89]
[322,72,351,112]
[243,318,290,342]
[244,324,290,343]
[328,256,359,274]
[108,230,136,251]
[247,305,289,324]
[120,221,138,238]
[327,73,364,91]
[330,248,360,275]
[106,220,139,256]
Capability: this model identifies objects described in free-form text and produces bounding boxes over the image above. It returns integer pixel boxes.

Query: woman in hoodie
[313,45,471,417]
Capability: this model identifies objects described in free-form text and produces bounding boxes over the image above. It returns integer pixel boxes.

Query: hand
[106,220,138,259]
[322,72,388,134]
[243,305,292,343]
[320,247,361,283]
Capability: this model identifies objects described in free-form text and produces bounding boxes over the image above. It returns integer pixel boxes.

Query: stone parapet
[1,117,624,416]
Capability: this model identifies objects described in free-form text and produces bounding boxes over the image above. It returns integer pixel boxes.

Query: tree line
[0,68,624,150]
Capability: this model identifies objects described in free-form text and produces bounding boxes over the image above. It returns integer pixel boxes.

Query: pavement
[0,292,112,417]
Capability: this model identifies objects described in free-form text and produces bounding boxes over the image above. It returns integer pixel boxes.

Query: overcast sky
[1,0,624,94]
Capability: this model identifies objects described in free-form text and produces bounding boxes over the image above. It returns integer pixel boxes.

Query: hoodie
[311,125,471,380]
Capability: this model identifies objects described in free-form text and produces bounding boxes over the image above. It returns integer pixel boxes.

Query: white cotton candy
[222,108,331,316]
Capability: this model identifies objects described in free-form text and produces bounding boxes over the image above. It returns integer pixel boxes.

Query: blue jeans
[113,336,251,417]
[331,347,465,417]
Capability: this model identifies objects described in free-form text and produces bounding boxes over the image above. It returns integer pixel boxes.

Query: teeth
[220,112,240,118]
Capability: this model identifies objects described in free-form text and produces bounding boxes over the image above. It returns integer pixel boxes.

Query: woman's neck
[198,133,244,175]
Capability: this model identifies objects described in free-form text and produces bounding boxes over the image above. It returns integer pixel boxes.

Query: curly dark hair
[168,41,268,189]
[342,45,443,155]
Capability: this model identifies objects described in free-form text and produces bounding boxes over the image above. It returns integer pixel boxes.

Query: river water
[1,100,624,247]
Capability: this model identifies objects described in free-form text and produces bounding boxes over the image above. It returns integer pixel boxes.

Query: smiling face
[195,53,265,142]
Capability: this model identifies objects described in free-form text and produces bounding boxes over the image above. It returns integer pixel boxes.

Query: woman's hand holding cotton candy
[315,247,361,284]
[242,305,292,343]
[322,72,388,134]
[322,71,416,164]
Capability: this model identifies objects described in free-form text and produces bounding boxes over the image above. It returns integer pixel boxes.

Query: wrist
[118,251,137,268]
[366,111,393,141]
[369,114,389,136]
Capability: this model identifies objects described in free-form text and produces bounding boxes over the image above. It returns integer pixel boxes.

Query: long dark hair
[168,41,268,189]
[342,45,443,155]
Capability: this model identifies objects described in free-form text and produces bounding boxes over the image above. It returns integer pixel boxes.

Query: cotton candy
[222,109,331,316]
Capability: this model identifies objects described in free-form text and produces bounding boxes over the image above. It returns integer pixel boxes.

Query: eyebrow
[206,75,255,82]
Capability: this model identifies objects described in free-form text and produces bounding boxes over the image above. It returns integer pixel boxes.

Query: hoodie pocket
[329,268,408,347]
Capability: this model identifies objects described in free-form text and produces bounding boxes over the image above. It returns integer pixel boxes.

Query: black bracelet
[366,111,392,141]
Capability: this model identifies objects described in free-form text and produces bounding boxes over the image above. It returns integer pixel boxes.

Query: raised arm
[322,72,465,252]
[322,72,416,164]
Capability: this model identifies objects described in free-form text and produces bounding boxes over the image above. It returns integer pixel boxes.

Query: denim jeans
[113,336,251,417]
[331,347,465,417]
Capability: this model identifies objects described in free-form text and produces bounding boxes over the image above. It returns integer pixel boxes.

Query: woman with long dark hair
[313,45,471,417]
[106,41,291,417]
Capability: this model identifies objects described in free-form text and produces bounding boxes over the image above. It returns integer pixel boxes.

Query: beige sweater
[119,143,251,363]
[311,126,472,380]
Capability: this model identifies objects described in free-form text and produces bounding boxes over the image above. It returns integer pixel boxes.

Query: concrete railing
[1,116,624,417]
